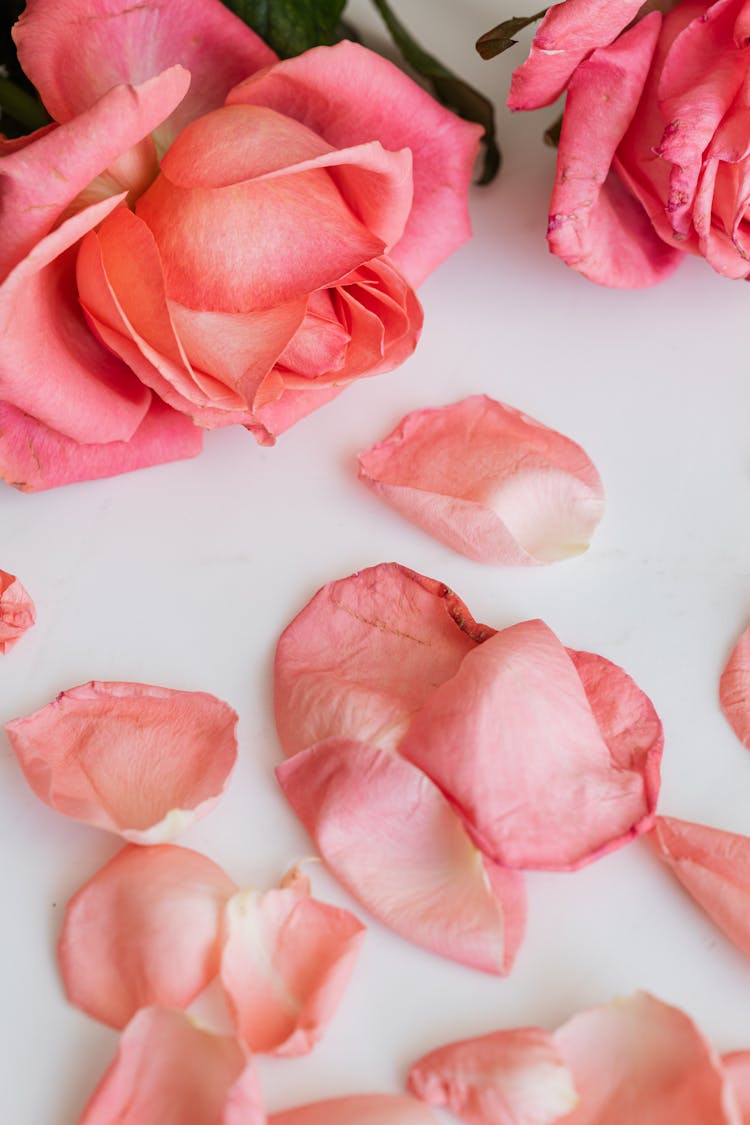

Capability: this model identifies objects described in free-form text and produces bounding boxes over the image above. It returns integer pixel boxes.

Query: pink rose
[509,0,750,287]
[1,0,480,491]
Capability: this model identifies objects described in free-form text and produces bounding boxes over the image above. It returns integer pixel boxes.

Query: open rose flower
[508,0,750,287]
[0,0,480,492]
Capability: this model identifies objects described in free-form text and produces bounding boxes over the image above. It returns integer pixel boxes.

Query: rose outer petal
[0,570,35,652]
[60,845,236,1028]
[358,396,605,565]
[269,1095,438,1125]
[78,1006,265,1125]
[720,626,750,747]
[724,1054,750,1123]
[276,738,526,975]
[5,681,238,842]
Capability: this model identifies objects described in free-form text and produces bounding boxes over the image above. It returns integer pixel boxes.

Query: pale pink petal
[60,845,236,1028]
[358,396,605,564]
[227,41,481,287]
[270,1094,437,1124]
[553,992,741,1123]
[723,1054,750,1122]
[220,875,365,1057]
[0,397,202,493]
[274,562,493,757]
[650,816,750,961]
[5,681,238,842]
[276,738,526,975]
[407,1028,578,1125]
[0,570,35,652]
[720,626,750,747]
[400,620,662,871]
[78,1007,265,1125]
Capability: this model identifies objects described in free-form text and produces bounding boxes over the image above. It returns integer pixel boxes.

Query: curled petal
[0,570,35,652]
[276,738,526,975]
[5,681,238,842]
[724,1054,750,1122]
[270,1096,437,1125]
[274,562,493,756]
[408,1028,578,1125]
[60,844,236,1028]
[220,877,365,1056]
[720,626,750,747]
[358,396,605,564]
[78,1006,265,1125]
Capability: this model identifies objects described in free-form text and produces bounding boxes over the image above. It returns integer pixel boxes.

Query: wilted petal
[720,626,750,747]
[220,875,365,1057]
[60,844,236,1028]
[408,1028,578,1125]
[0,570,35,652]
[274,562,493,756]
[276,738,526,974]
[723,1054,750,1122]
[78,1006,265,1125]
[358,396,604,564]
[270,1094,438,1124]
[5,681,238,842]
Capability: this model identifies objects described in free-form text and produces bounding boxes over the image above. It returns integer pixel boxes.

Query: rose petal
[60,845,236,1028]
[276,738,526,975]
[553,992,741,1123]
[78,1006,265,1125]
[274,562,493,757]
[5,681,238,842]
[246,383,346,445]
[220,874,365,1057]
[407,1028,578,1125]
[270,1095,436,1125]
[0,570,35,652]
[0,397,202,493]
[723,1054,750,1122]
[720,626,750,747]
[358,396,605,564]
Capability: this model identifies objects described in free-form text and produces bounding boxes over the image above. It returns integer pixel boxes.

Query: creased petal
[724,1054,750,1123]
[60,845,236,1028]
[276,738,526,975]
[720,626,750,747]
[274,562,493,757]
[5,681,238,842]
[246,383,345,444]
[358,396,605,564]
[220,874,365,1057]
[0,570,35,652]
[553,992,741,1124]
[407,1028,578,1125]
[270,1095,437,1125]
[78,1006,265,1125]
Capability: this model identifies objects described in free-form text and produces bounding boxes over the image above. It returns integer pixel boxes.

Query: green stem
[0,77,49,132]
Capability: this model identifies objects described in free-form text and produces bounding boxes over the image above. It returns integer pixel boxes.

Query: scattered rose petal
[407,1028,578,1125]
[723,1054,750,1122]
[60,844,236,1028]
[78,1006,265,1125]
[269,1094,438,1125]
[649,816,750,961]
[357,396,604,565]
[720,627,750,747]
[220,871,365,1057]
[5,681,238,842]
[276,738,526,974]
[0,570,35,652]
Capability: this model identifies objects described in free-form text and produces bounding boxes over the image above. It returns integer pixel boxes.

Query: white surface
[4,1,750,1120]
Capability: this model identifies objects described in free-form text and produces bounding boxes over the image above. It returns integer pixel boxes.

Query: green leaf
[221,0,347,58]
[0,76,50,133]
[369,0,501,185]
[475,10,548,60]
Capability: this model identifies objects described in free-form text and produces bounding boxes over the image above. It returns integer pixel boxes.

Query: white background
[3,0,750,1119]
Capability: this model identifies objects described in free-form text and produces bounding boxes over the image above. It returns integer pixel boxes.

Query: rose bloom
[0,0,480,491]
[509,0,750,287]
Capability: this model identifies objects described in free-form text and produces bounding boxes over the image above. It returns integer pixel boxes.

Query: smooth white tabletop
[3,1,750,1120]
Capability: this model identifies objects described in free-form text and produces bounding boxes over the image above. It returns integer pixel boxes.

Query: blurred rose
[0,0,480,490]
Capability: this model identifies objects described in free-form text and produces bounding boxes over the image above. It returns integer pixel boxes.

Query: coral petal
[720,626,750,747]
[724,1054,750,1122]
[269,1094,437,1124]
[0,570,35,652]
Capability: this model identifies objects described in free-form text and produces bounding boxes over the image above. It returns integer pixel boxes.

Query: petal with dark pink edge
[274,562,494,757]
[720,626,750,746]
[0,398,202,493]
[4,681,238,842]
[0,195,152,444]
[508,0,645,111]
[270,1096,437,1125]
[220,873,365,1056]
[724,1054,750,1122]
[78,1007,265,1125]
[227,41,480,288]
[14,0,275,143]
[407,1028,578,1125]
[358,396,604,565]
[276,739,526,974]
[649,816,750,960]
[548,15,683,288]
[60,845,236,1028]
[400,619,660,871]
[554,992,741,1124]
[0,570,35,652]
